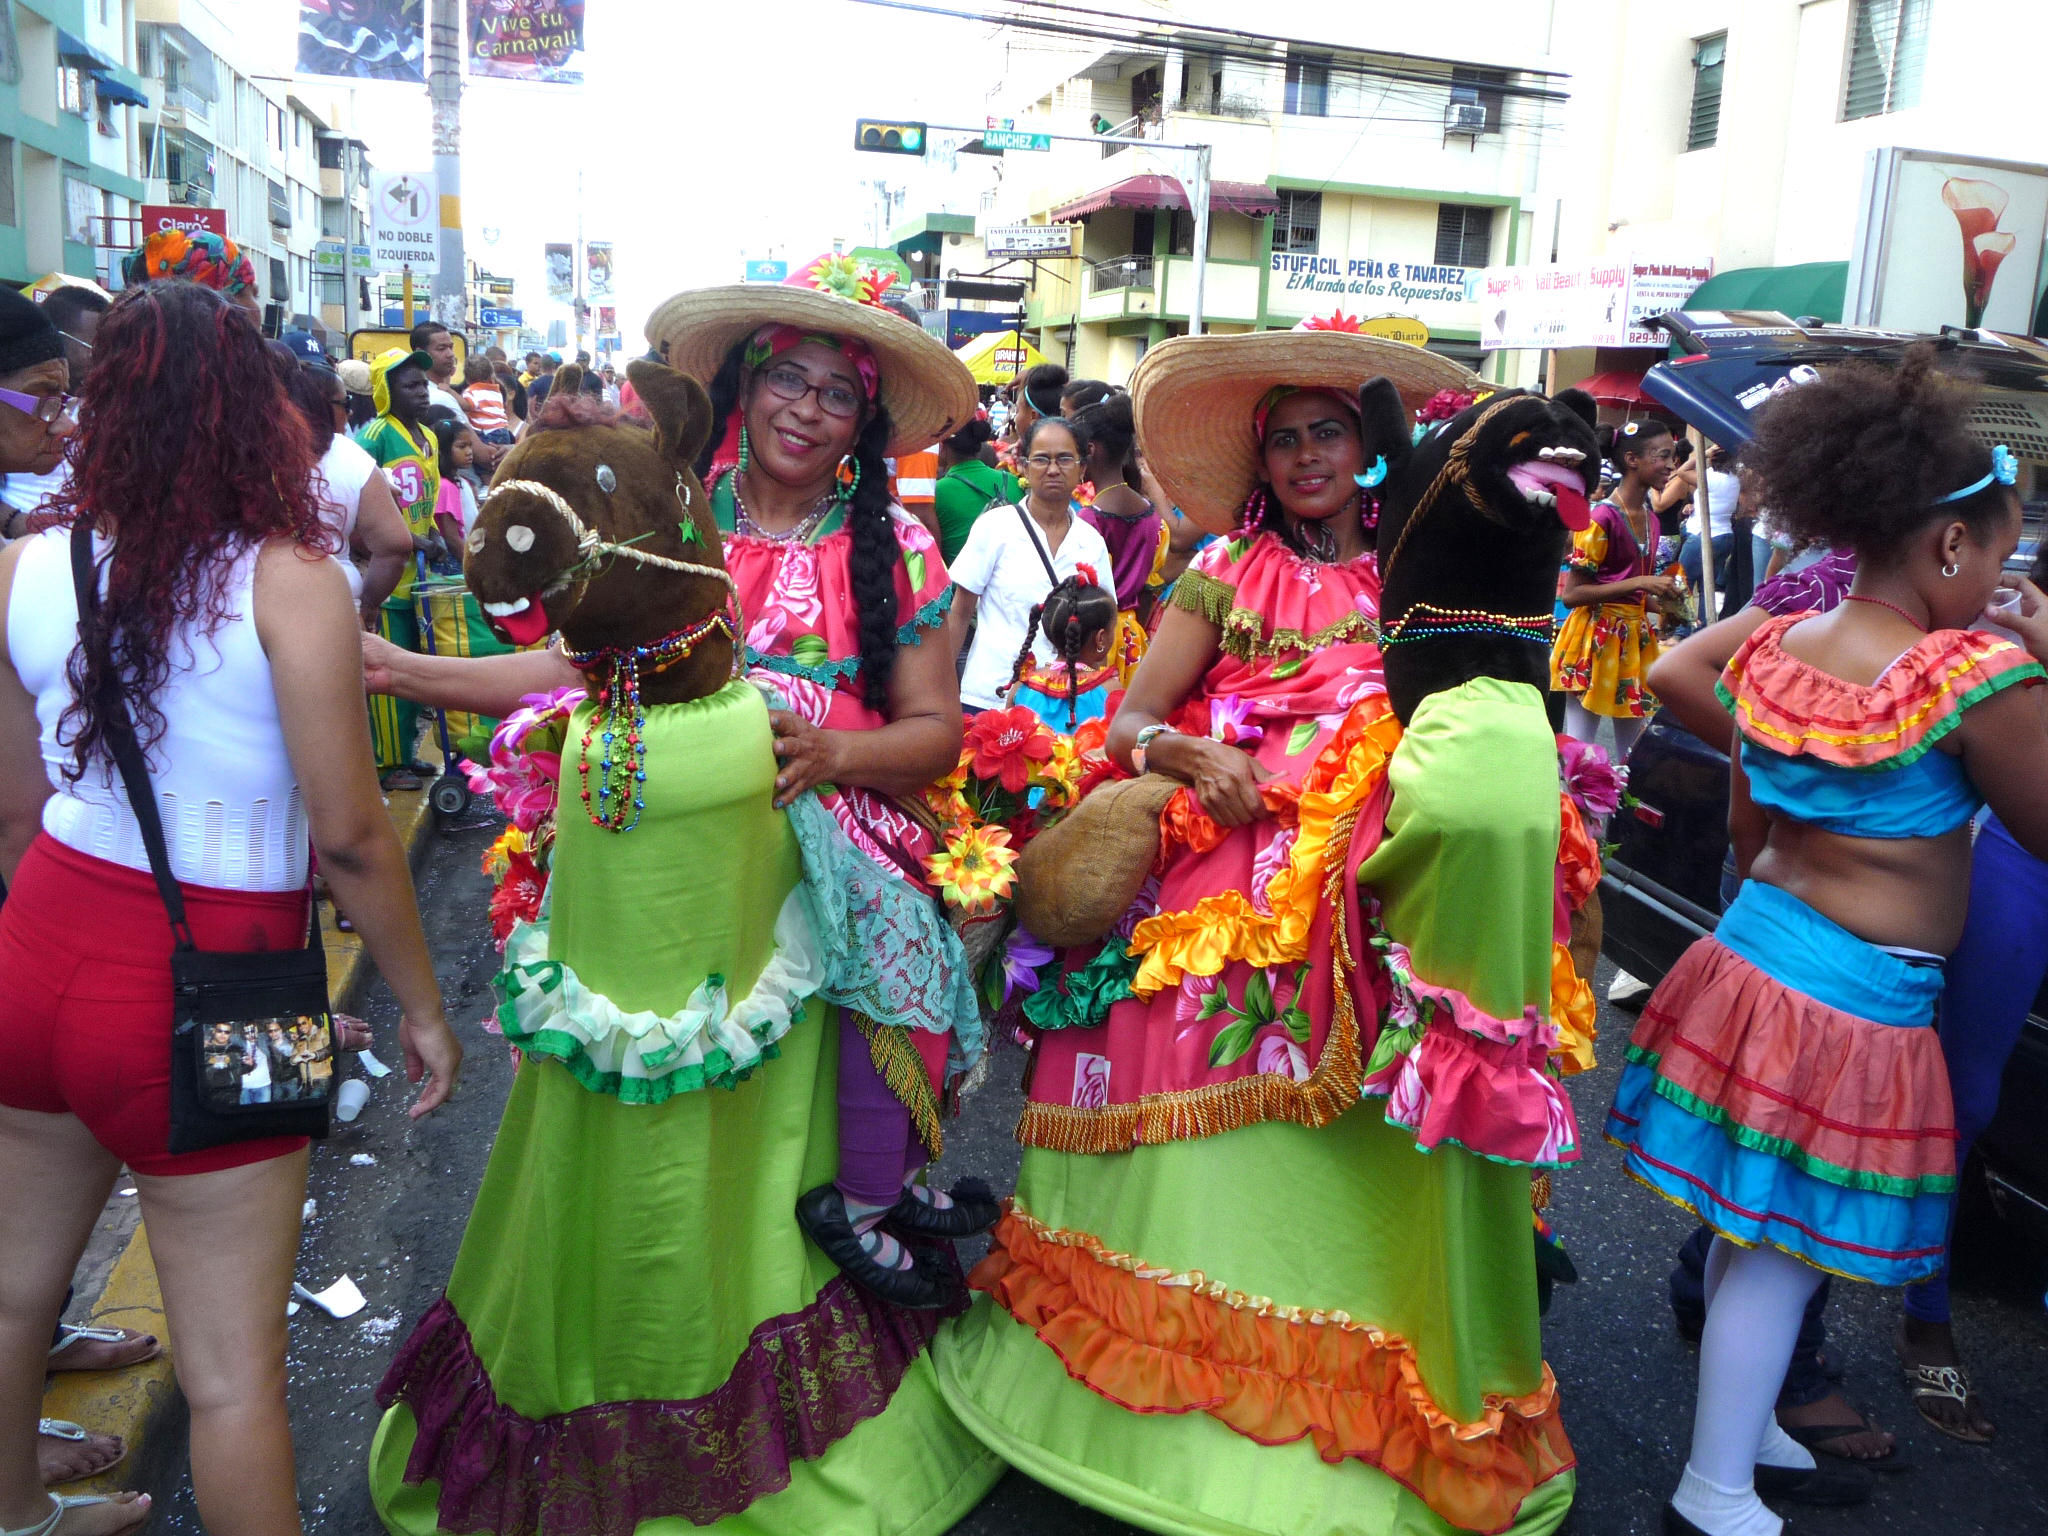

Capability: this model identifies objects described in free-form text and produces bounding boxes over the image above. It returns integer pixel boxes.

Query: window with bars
[1284,55,1329,117]
[1449,67,1507,134]
[1275,190,1321,254]
[1434,204,1493,269]
[1688,34,1726,150]
[1843,0,1928,120]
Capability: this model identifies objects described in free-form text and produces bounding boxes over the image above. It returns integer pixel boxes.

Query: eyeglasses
[1025,453,1079,470]
[57,330,93,353]
[0,387,78,427]
[758,365,863,420]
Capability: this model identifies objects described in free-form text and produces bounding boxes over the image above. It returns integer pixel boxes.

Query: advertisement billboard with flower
[1846,149,2048,336]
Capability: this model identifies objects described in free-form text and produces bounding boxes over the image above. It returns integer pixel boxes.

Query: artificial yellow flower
[925,823,1019,914]
[1029,733,1082,805]
[482,825,528,881]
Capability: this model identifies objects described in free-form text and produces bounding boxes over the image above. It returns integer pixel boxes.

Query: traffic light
[855,118,927,156]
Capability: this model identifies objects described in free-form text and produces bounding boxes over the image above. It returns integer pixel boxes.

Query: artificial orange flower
[925,823,1019,914]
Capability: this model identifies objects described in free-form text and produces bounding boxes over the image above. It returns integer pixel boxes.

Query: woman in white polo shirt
[946,414,1112,712]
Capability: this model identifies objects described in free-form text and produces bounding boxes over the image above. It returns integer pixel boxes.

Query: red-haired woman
[0,281,461,1536]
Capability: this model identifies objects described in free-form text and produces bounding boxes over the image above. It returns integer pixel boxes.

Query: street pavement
[145,819,2048,1534]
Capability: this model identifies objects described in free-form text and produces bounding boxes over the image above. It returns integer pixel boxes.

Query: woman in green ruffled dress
[363,282,1003,1535]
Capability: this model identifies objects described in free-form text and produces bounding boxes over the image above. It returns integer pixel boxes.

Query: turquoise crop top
[1740,739,1981,839]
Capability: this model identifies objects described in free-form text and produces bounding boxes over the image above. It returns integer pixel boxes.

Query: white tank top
[315,436,374,601]
[9,529,308,891]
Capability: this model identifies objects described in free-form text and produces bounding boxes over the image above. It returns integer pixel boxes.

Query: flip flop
[380,768,424,791]
[46,1324,159,1373]
[1783,1416,1911,1473]
[36,1421,124,1486]
[6,1492,151,1536]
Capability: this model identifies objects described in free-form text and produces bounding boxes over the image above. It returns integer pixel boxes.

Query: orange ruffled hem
[1128,698,1403,998]
[973,1207,1574,1536]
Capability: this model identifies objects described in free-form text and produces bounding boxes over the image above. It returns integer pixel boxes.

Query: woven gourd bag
[1014,773,1183,947]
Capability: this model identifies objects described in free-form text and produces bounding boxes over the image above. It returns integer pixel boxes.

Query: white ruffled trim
[497,884,829,1096]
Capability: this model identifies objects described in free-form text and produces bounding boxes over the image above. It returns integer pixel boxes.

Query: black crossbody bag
[70,525,334,1153]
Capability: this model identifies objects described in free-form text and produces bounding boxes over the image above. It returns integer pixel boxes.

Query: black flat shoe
[1755,1457,1872,1507]
[1663,1503,1803,1535]
[886,1177,1003,1240]
[795,1183,960,1310]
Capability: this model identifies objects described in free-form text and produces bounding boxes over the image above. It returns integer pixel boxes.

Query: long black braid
[1005,575,1117,731]
[699,339,903,709]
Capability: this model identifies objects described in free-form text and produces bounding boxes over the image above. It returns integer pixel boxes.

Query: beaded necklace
[726,466,841,546]
[567,608,737,832]
[1379,601,1554,648]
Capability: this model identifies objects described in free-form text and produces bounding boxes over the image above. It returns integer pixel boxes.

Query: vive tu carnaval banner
[469,0,586,84]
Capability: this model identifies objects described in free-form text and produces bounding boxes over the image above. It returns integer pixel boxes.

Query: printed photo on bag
[200,1015,334,1113]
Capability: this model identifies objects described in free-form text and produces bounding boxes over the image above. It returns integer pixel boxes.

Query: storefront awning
[1682,262,1848,325]
[1050,175,1282,222]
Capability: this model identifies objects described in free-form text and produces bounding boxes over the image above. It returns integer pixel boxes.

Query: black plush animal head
[1361,381,1599,723]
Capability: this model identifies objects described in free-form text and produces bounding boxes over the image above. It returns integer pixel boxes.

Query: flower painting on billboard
[468,0,586,85]
[1858,151,2048,336]
[1942,178,2018,329]
[299,0,425,83]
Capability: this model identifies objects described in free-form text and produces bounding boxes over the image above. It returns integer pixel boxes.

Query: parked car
[1600,310,2048,1239]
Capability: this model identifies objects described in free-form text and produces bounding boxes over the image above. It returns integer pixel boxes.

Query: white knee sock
[1675,1244,1824,1533]
[1673,1465,1782,1536]
[1563,696,1601,745]
[1756,1418,1815,1470]
[1609,712,1647,760]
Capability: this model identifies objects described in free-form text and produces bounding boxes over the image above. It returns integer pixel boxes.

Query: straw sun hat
[1131,329,1481,534]
[644,272,977,457]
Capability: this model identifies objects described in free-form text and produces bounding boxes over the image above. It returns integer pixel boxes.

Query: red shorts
[0,835,311,1176]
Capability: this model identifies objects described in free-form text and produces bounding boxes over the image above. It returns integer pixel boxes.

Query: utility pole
[428,0,465,333]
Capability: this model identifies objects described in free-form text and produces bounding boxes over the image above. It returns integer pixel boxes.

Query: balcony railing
[1088,255,1156,294]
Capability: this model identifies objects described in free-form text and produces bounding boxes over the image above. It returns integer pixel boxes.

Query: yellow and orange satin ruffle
[974,1207,1575,1536]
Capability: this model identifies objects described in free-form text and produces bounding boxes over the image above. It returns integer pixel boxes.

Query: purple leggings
[834,1013,926,1209]
[1904,814,2048,1324]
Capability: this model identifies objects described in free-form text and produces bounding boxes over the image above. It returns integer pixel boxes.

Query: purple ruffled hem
[376,1271,964,1536]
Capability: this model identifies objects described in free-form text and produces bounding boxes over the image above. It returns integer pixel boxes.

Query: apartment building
[967,4,1568,384]
[1477,0,2048,401]
[0,0,148,286]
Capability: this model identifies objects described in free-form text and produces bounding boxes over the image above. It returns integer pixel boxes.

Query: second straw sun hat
[1131,323,1481,534]
[644,255,977,457]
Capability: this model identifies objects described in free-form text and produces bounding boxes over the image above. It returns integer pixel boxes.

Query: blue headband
[1935,444,2018,504]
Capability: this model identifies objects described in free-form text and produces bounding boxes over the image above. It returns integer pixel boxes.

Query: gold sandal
[1903,1361,1994,1445]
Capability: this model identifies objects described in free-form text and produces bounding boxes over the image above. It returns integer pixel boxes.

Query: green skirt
[370,682,999,1534]
[937,1110,1574,1536]
[936,681,1578,1536]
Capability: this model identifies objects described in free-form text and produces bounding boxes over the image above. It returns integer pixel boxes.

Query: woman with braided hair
[1003,572,1119,732]
[362,273,1000,1317]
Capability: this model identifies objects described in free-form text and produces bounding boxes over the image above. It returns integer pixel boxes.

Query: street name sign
[987,224,1077,258]
[984,129,1051,152]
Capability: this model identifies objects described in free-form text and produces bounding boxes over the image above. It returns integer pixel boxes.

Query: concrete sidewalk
[37,785,439,1497]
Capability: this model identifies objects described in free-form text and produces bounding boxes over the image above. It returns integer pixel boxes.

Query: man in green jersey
[355,347,441,785]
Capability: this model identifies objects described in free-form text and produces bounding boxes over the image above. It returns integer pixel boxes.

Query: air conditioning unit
[1445,101,1487,135]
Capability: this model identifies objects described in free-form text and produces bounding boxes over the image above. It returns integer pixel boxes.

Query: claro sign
[140,204,227,239]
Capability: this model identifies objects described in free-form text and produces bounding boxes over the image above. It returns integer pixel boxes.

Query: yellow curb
[41,785,442,1493]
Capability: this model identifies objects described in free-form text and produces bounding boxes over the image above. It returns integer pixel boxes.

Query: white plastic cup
[335,1079,370,1123]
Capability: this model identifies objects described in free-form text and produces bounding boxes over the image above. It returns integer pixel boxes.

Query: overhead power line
[843,0,1574,106]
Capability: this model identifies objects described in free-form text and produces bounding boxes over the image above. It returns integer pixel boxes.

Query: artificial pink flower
[1207,694,1265,748]
[1556,734,1625,820]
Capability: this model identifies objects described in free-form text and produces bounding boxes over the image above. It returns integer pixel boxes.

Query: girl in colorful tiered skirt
[1605,349,2048,1536]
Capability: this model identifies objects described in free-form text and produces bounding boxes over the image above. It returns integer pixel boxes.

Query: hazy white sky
[267,0,1005,346]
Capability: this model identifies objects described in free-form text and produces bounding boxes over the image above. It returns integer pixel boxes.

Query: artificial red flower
[488,849,546,947]
[965,706,1056,795]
